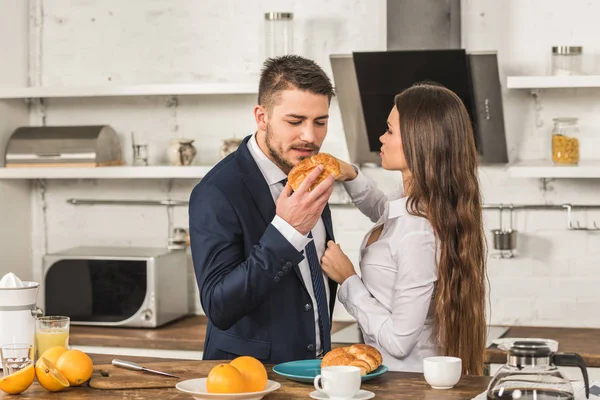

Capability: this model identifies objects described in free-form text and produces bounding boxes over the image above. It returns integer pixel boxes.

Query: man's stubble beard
[265,123,296,173]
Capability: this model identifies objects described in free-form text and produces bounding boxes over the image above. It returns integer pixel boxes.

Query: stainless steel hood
[330,54,379,166]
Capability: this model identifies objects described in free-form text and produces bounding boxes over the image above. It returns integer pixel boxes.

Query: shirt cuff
[338,274,368,305]
[271,215,311,252]
[342,166,371,196]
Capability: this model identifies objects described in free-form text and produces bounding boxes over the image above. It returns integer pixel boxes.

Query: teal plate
[272,359,388,383]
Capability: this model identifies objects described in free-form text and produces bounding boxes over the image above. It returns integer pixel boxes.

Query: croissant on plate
[321,344,383,376]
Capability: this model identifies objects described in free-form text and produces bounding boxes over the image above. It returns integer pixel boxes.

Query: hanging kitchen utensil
[491,205,518,258]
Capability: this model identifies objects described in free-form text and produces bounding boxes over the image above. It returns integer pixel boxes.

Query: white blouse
[338,169,440,372]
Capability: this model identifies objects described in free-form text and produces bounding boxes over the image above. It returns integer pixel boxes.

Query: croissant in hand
[321,344,383,376]
[287,153,341,191]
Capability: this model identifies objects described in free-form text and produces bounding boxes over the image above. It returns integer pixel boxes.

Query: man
[189,55,337,364]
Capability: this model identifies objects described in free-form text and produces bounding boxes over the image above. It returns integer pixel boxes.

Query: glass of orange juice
[35,316,69,359]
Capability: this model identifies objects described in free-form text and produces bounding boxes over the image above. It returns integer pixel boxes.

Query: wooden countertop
[70,316,354,350]
[70,316,211,351]
[485,325,600,367]
[1,355,492,399]
[70,316,600,368]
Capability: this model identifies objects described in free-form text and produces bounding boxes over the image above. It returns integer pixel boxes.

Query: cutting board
[89,360,220,390]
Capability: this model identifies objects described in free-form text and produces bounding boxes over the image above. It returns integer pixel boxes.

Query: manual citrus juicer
[0,273,43,369]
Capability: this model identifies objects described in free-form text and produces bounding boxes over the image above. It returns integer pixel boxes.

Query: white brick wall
[0,1,30,280]
[23,0,600,326]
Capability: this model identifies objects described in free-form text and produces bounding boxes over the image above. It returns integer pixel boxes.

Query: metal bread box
[4,125,123,167]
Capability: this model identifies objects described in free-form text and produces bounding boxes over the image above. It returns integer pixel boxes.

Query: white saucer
[309,389,375,400]
[176,378,280,400]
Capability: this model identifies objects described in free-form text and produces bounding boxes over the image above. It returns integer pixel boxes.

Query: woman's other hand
[321,240,357,284]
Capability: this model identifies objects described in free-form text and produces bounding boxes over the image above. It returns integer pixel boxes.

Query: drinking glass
[35,316,70,359]
[1,343,34,377]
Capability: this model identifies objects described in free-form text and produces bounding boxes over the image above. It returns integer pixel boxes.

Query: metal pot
[491,228,517,251]
[491,206,518,258]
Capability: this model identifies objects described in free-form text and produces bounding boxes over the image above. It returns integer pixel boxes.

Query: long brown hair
[395,83,487,375]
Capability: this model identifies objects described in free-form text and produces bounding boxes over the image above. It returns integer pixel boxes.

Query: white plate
[309,389,375,400]
[176,378,281,400]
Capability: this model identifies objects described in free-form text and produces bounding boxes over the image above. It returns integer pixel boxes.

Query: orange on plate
[55,349,94,386]
[35,357,70,392]
[230,356,268,392]
[206,363,245,394]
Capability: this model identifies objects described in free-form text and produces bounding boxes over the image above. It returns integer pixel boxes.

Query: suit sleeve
[189,182,305,331]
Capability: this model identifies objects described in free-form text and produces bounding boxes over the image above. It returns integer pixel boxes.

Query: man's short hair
[258,55,335,112]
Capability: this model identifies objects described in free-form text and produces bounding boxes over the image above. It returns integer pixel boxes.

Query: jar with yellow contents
[551,117,580,165]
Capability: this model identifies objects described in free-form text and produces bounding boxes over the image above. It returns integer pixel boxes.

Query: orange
[229,356,268,392]
[206,363,245,394]
[39,345,68,365]
[0,364,35,394]
[35,357,69,392]
[55,349,94,386]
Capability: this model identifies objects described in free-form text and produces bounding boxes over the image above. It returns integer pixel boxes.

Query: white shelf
[0,83,257,99]
[508,160,600,178]
[507,75,600,89]
[0,165,215,179]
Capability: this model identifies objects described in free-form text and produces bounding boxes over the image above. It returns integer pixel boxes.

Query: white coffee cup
[423,356,462,389]
[314,366,361,399]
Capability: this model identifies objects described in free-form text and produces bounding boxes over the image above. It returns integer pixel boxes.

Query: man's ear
[254,105,268,131]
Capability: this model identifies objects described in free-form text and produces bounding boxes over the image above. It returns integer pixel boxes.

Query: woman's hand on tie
[321,240,357,284]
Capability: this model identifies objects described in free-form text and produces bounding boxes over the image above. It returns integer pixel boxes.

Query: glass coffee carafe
[487,339,589,399]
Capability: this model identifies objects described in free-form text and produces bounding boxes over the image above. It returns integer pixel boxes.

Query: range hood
[330,50,509,166]
[330,0,508,166]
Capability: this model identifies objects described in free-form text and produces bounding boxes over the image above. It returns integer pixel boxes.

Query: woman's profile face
[379,106,408,172]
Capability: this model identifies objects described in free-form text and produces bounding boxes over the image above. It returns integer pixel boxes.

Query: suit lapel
[322,204,334,243]
[237,136,276,226]
[236,137,308,290]
[236,137,339,308]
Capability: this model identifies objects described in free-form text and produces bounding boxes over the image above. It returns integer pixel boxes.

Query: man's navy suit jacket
[189,135,337,364]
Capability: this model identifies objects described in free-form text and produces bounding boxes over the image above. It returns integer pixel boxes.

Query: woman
[321,82,487,375]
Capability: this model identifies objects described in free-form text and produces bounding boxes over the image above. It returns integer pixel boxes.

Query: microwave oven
[42,246,189,328]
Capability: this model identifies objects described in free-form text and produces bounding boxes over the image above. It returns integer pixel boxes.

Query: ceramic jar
[167,139,197,166]
[220,138,242,159]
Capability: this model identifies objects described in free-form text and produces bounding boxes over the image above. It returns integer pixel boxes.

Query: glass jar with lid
[551,117,580,165]
[264,12,293,59]
[551,46,583,76]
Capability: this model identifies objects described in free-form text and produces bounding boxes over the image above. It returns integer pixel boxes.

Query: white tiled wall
[22,0,600,326]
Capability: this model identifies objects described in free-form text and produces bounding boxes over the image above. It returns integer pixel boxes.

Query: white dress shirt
[338,168,439,372]
[247,134,330,356]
